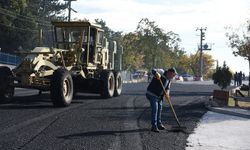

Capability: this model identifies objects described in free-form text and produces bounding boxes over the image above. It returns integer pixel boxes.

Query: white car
[181,74,193,81]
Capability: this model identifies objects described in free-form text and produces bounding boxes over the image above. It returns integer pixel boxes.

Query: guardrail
[0,52,21,65]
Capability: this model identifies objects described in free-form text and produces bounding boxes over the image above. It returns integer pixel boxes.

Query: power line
[0,22,38,33]
[0,21,53,33]
[0,7,52,26]
[0,7,51,24]
[0,12,51,27]
[0,13,51,27]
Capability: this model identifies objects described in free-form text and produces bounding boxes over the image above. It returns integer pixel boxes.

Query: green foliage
[94,18,183,71]
[189,52,214,77]
[0,0,67,52]
[122,33,144,70]
[225,20,250,60]
[96,17,215,74]
[212,62,233,89]
[118,18,185,71]
[135,18,182,69]
[176,51,214,77]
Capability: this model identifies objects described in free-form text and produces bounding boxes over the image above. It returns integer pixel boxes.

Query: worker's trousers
[146,93,163,127]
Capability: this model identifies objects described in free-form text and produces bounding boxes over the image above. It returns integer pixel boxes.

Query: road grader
[0,21,123,107]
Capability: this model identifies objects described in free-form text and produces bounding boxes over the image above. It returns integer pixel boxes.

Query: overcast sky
[70,0,250,74]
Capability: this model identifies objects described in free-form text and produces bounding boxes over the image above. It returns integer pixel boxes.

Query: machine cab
[52,21,104,66]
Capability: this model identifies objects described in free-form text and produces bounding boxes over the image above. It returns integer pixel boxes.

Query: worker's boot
[157,124,166,130]
[151,126,160,132]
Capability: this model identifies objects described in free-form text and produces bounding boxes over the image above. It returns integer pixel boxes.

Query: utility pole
[216,60,219,70]
[196,27,207,80]
[64,0,77,22]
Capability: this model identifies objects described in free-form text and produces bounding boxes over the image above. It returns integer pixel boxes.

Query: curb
[206,105,250,119]
[206,86,250,119]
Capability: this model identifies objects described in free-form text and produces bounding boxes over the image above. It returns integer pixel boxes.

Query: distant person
[234,72,238,86]
[243,73,245,81]
[236,72,240,86]
[239,71,242,86]
[147,71,152,83]
[146,68,176,132]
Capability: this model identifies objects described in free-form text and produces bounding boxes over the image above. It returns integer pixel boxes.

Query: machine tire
[101,71,115,98]
[114,71,122,96]
[50,68,73,107]
[0,66,14,102]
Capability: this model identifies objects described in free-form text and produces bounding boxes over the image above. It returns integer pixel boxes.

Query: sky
[69,0,250,74]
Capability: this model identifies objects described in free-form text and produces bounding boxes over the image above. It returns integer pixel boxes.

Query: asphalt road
[0,82,218,150]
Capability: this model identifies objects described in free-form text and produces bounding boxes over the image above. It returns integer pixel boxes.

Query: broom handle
[159,78,181,127]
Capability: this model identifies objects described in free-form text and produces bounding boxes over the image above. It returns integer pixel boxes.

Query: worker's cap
[164,67,177,75]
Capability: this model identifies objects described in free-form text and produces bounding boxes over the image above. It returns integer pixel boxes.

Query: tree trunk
[152,54,156,68]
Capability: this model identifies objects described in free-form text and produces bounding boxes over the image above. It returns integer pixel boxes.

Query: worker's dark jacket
[146,70,171,99]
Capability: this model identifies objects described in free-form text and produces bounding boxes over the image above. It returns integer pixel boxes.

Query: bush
[212,62,232,90]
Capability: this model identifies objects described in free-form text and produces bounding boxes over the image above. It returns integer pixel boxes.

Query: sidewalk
[186,111,250,150]
[186,93,250,150]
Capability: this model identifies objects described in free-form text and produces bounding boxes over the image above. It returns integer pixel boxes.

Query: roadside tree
[212,61,233,89]
[226,20,250,95]
[189,52,214,78]
[0,0,67,52]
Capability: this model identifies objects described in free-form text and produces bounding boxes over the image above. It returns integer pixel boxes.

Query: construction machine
[0,21,123,107]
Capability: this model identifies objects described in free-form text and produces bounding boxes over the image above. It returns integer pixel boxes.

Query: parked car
[194,75,203,81]
[133,70,148,79]
[181,74,193,81]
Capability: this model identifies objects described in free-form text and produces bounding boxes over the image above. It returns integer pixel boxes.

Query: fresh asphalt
[0,82,220,150]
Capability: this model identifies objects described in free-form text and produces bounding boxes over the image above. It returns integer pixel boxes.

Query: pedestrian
[146,68,177,132]
[236,72,240,86]
[147,71,152,83]
[234,72,238,87]
[243,73,245,81]
[239,71,242,86]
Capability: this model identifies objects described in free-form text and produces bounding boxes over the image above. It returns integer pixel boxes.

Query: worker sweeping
[146,68,176,132]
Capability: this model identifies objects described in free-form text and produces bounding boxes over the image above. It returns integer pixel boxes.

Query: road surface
[0,82,218,150]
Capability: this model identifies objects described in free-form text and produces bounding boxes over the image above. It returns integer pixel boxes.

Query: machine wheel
[114,71,122,96]
[0,66,14,102]
[50,68,73,107]
[101,71,115,98]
